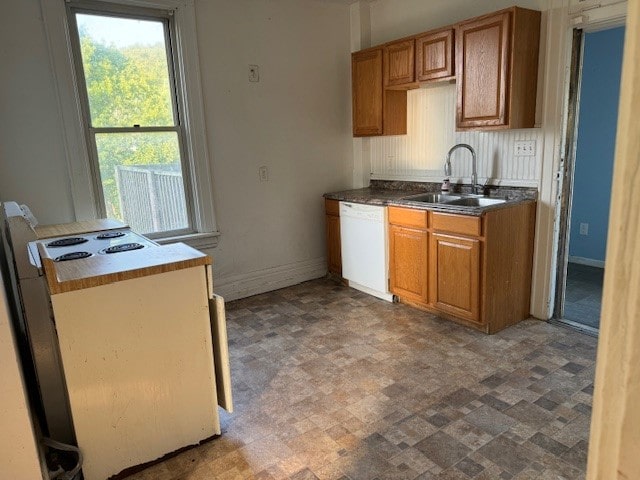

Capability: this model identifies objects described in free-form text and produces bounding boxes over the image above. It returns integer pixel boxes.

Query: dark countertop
[324,181,537,217]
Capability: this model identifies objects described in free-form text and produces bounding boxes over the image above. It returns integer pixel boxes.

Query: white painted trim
[531,1,579,320]
[41,0,97,221]
[212,258,327,302]
[534,0,627,320]
[40,0,217,235]
[568,256,605,268]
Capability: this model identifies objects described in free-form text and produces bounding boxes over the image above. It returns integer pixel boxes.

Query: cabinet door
[416,29,454,82]
[389,225,428,303]
[430,233,481,322]
[456,11,511,128]
[384,39,415,87]
[352,48,383,136]
[326,214,342,275]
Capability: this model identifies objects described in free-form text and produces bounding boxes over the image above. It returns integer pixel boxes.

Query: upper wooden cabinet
[350,6,541,136]
[384,39,415,87]
[352,48,383,136]
[416,28,455,82]
[456,7,541,130]
[352,48,407,137]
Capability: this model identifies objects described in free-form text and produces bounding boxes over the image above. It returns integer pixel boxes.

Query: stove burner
[54,251,92,262]
[101,243,144,254]
[96,231,126,240]
[47,237,88,247]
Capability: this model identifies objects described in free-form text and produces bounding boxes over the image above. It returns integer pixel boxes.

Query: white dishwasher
[339,202,393,302]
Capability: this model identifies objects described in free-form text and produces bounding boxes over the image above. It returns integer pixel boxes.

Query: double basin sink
[400,192,507,207]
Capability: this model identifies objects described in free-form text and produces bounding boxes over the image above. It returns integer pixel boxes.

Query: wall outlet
[249,65,260,82]
[258,166,268,182]
[514,140,536,156]
[387,155,394,169]
[579,223,589,236]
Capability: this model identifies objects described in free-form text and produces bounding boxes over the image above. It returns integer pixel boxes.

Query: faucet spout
[444,144,480,194]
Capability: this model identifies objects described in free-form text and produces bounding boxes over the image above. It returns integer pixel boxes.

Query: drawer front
[431,212,481,236]
[388,206,428,229]
[325,198,340,216]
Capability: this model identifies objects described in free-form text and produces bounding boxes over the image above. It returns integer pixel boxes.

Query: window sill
[155,231,220,250]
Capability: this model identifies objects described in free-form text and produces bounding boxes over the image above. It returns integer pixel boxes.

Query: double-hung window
[41,0,216,243]
[63,1,207,238]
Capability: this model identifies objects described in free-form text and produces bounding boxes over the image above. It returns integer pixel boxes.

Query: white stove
[28,229,158,268]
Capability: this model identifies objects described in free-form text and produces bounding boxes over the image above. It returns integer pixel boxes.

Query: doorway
[554,25,626,333]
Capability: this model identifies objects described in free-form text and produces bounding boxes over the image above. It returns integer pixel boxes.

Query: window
[67,3,192,236]
[42,0,217,245]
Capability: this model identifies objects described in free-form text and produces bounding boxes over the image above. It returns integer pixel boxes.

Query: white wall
[0,269,46,479]
[369,85,542,186]
[0,0,354,300]
[368,0,547,44]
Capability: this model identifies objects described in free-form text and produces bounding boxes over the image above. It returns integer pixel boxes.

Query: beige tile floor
[124,278,596,480]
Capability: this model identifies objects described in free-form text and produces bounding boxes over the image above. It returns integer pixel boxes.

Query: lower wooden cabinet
[387,202,536,334]
[389,225,428,303]
[325,199,341,276]
[429,233,480,323]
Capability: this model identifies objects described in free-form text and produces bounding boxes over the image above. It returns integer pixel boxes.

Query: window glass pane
[95,132,189,234]
[76,13,175,127]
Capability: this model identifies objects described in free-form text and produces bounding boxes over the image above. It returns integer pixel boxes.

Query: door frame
[550,6,626,331]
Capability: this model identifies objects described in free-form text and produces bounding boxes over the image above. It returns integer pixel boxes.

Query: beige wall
[0,269,45,479]
[0,0,354,300]
[0,0,76,223]
[194,0,353,297]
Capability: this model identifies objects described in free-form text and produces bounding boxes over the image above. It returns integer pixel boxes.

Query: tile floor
[125,278,597,480]
[563,263,604,330]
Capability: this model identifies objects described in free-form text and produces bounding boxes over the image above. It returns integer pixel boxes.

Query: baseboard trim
[568,256,605,268]
[213,257,327,301]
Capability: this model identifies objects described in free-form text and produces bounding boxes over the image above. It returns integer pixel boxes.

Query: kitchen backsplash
[366,83,543,187]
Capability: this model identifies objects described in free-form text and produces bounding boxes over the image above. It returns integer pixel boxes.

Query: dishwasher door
[339,202,392,301]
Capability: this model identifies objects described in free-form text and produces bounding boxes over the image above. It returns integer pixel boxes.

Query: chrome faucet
[444,144,482,195]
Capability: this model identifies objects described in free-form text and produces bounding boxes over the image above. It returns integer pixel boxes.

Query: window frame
[41,0,218,247]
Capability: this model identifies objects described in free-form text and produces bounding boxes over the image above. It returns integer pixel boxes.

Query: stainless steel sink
[402,193,461,203]
[445,197,507,207]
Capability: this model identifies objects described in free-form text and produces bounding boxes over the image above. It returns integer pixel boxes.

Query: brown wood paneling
[388,206,428,229]
[324,198,340,217]
[39,243,210,295]
[352,48,383,136]
[482,201,536,333]
[456,11,511,128]
[456,7,541,130]
[431,212,481,236]
[325,214,342,276]
[429,233,481,323]
[416,28,455,82]
[325,199,341,276]
[384,39,415,86]
[383,89,408,135]
[508,7,541,129]
[389,225,428,303]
